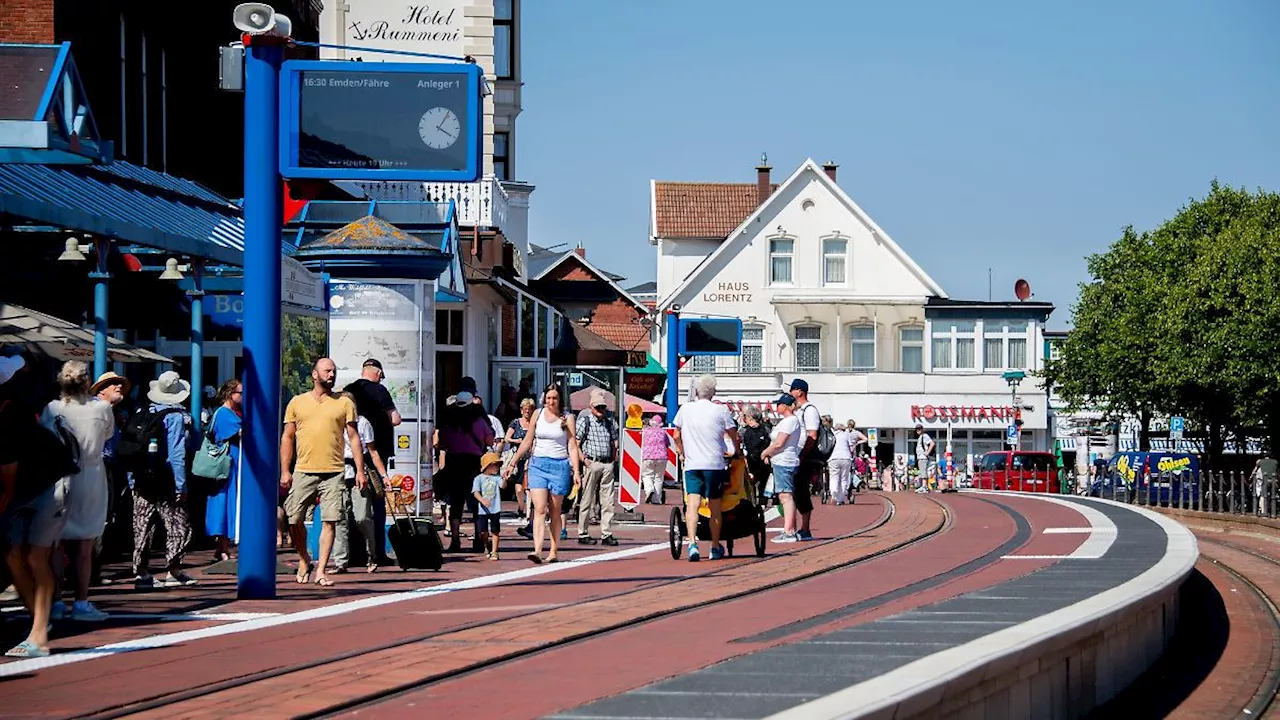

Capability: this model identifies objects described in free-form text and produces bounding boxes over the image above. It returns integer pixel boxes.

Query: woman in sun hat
[129,370,198,588]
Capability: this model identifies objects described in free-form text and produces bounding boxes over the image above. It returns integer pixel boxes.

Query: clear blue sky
[518,0,1280,328]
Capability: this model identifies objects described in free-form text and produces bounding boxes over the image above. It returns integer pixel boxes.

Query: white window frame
[982,319,1030,371]
[930,320,977,371]
[822,236,848,286]
[847,324,876,371]
[794,324,823,371]
[768,237,794,287]
[740,325,765,373]
[898,324,924,373]
[689,355,716,374]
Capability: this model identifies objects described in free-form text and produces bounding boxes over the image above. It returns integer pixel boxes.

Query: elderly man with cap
[343,358,401,563]
[126,370,198,587]
[575,388,620,546]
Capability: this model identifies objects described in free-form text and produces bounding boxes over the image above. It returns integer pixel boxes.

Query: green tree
[1045,227,1167,448]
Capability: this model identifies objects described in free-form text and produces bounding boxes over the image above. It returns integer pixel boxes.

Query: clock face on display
[418,107,461,150]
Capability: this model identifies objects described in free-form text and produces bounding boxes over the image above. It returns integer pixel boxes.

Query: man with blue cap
[788,378,822,541]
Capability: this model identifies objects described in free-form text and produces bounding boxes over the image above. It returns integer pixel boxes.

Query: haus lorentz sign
[337,0,466,61]
[701,282,751,303]
[911,405,1017,423]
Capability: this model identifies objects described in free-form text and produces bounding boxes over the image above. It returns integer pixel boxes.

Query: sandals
[315,575,335,587]
[295,563,312,585]
[526,553,542,565]
[366,563,378,574]
[5,641,50,658]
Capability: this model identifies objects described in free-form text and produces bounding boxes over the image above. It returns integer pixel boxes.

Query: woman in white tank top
[505,383,581,563]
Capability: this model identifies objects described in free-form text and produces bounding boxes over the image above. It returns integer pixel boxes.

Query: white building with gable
[650,157,1056,467]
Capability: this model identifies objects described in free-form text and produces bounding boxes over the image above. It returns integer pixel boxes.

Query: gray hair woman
[43,360,115,623]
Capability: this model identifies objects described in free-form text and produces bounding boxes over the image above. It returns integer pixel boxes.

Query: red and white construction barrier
[619,428,679,510]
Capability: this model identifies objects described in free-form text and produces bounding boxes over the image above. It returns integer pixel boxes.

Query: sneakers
[601,535,619,547]
[517,525,533,539]
[709,545,725,560]
[133,573,154,588]
[577,535,598,545]
[687,543,700,562]
[560,529,568,541]
[49,602,68,621]
[797,530,814,542]
[774,532,798,543]
[157,571,198,588]
[70,601,109,622]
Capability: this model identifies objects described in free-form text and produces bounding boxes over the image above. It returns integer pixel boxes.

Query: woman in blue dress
[204,379,243,562]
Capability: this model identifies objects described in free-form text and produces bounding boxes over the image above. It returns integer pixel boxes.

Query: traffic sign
[1006,424,1019,446]
[1170,416,1185,440]
[867,428,878,447]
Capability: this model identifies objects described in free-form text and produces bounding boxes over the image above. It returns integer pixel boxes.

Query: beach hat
[454,391,474,406]
[0,355,25,387]
[589,388,608,408]
[91,371,131,396]
[480,451,502,472]
[148,370,191,404]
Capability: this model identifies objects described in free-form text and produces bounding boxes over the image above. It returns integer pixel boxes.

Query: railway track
[75,493,968,720]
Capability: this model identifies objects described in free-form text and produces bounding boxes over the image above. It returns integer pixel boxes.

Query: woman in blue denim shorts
[761,394,804,543]
[504,383,581,564]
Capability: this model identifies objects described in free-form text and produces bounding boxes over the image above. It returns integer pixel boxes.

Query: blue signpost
[233,12,481,598]
[662,313,743,418]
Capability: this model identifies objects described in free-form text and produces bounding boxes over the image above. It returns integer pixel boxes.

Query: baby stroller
[669,454,767,559]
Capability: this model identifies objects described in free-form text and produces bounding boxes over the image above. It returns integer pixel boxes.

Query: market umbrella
[0,302,172,363]
[569,386,665,414]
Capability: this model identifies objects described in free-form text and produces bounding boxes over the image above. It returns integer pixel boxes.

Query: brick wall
[0,0,55,43]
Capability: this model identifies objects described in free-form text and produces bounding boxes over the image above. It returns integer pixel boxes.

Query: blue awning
[0,160,245,265]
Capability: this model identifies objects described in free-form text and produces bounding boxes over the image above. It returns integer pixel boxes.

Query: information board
[678,318,743,356]
[279,61,482,182]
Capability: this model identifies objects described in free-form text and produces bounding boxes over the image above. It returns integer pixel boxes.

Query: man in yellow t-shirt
[280,357,365,587]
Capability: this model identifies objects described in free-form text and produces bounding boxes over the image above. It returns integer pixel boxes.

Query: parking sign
[1170,416,1185,440]
[1006,424,1019,446]
[867,428,878,447]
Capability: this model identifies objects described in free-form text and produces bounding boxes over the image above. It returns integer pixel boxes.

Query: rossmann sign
[910,405,1016,422]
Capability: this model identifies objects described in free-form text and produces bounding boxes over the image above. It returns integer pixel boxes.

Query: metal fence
[1069,470,1278,519]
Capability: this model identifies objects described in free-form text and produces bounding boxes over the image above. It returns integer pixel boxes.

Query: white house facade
[650,158,1055,468]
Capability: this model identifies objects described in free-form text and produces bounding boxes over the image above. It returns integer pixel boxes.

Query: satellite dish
[1014,279,1031,301]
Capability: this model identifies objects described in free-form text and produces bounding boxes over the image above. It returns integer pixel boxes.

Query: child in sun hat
[473,452,505,560]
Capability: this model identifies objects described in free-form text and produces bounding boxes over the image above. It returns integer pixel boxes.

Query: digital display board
[279,61,481,182]
[679,318,743,356]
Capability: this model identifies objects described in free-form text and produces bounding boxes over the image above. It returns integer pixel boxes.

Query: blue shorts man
[671,375,740,562]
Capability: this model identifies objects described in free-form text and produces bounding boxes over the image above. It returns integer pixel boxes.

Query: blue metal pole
[189,260,205,429]
[238,38,284,600]
[663,310,680,420]
[90,238,110,379]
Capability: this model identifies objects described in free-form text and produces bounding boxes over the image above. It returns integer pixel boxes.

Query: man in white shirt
[828,425,854,505]
[788,379,822,541]
[672,375,740,562]
[915,424,937,488]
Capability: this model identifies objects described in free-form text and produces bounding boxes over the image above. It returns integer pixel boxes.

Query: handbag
[192,408,233,494]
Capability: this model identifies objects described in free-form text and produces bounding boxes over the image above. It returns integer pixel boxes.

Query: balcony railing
[344,177,509,230]
[422,177,508,229]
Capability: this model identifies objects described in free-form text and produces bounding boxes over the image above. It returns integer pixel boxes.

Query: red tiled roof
[580,321,648,350]
[653,182,775,239]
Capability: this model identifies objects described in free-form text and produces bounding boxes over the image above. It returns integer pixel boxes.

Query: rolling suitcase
[387,496,444,571]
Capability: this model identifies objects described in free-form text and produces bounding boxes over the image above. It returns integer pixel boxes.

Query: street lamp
[58,237,90,262]
[1003,370,1025,450]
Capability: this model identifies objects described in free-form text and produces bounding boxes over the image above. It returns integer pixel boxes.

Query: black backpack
[803,405,837,462]
[117,406,184,489]
[8,415,80,511]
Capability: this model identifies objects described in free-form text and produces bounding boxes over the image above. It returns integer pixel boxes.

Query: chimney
[755,152,772,206]
[822,161,838,182]
[573,246,585,258]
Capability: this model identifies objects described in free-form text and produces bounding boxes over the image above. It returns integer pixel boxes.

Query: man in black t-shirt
[343,358,401,461]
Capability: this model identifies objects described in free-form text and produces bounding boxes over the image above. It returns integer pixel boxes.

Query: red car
[975,451,1059,493]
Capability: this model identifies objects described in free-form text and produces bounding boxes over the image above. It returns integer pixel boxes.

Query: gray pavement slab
[546,498,1168,720]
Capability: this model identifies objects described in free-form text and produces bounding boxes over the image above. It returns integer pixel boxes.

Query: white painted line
[410,603,564,616]
[0,541,669,678]
[2,609,282,623]
[974,491,1118,560]
[767,495,1198,720]
[1043,527,1118,534]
